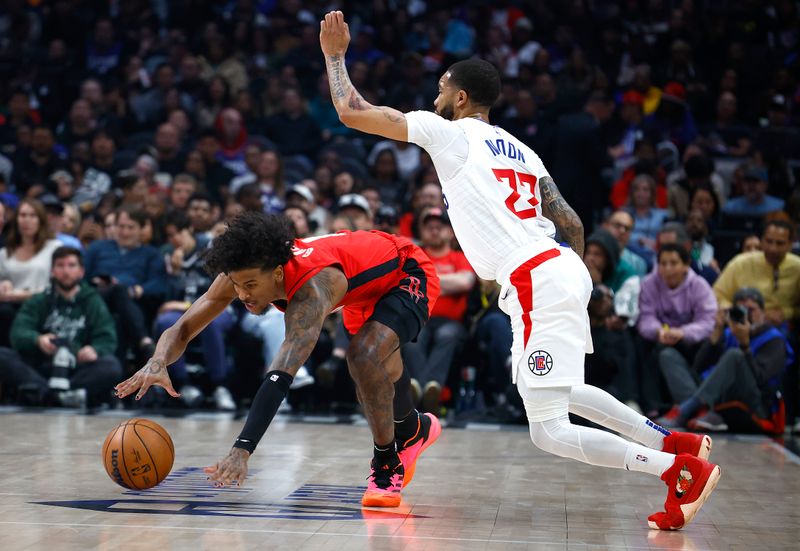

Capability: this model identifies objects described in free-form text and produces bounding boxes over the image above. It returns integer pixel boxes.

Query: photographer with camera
[655,287,794,431]
[0,246,121,408]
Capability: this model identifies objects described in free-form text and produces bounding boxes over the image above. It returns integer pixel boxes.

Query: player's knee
[528,420,557,454]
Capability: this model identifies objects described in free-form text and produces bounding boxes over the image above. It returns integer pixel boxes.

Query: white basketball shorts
[497,244,593,389]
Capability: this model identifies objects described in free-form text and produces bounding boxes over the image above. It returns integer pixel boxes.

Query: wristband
[232,370,294,454]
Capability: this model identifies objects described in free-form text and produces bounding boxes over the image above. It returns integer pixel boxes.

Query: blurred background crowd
[0,0,798,435]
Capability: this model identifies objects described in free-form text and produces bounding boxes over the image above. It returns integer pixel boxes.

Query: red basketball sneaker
[397,412,442,488]
[361,458,404,507]
[661,431,713,460]
[648,454,721,530]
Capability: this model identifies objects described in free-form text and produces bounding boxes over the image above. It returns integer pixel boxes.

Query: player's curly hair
[204,211,294,275]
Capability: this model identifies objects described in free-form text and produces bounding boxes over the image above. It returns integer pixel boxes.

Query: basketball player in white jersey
[321,11,720,530]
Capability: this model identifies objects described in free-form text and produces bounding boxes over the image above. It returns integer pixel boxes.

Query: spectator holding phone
[0,246,121,408]
[655,287,793,431]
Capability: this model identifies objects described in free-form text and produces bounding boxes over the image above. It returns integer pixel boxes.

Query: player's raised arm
[538,176,585,257]
[114,274,236,400]
[320,11,408,141]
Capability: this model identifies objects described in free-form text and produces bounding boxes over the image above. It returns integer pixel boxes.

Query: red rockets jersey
[278,230,418,310]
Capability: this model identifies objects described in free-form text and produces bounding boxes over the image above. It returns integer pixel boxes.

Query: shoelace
[367,461,402,489]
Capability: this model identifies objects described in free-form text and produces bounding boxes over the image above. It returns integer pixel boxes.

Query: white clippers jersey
[406,111,557,281]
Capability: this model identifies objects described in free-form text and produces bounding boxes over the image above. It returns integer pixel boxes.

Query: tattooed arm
[539,176,585,257]
[115,273,236,399]
[320,11,408,141]
[271,267,348,375]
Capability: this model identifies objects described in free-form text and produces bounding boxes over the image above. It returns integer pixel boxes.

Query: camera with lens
[729,304,749,325]
[49,337,75,391]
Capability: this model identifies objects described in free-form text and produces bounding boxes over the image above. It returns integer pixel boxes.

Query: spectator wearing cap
[374,205,400,235]
[638,243,717,413]
[38,194,82,250]
[722,165,784,217]
[713,218,800,327]
[402,208,476,413]
[643,81,698,150]
[656,287,794,433]
[285,183,315,214]
[336,193,373,231]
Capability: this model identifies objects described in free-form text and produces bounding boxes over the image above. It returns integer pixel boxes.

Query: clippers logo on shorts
[528,350,553,376]
[399,276,424,303]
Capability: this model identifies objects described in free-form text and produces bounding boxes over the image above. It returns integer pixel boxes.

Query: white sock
[569,384,669,450]
[623,442,674,477]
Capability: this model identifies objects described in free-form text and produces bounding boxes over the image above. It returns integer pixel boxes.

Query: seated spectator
[741,234,761,253]
[0,199,7,248]
[84,205,167,365]
[284,205,313,238]
[698,91,752,158]
[601,210,648,277]
[656,288,793,432]
[186,193,217,240]
[38,194,82,250]
[366,148,405,208]
[722,164,785,217]
[11,125,68,198]
[374,205,400,236]
[686,208,719,276]
[625,174,669,252]
[168,174,198,212]
[402,208,475,412]
[0,199,63,346]
[713,218,800,327]
[264,88,323,162]
[155,211,235,410]
[154,122,187,177]
[584,228,640,307]
[688,182,721,233]
[337,193,373,230]
[667,153,725,221]
[638,244,717,412]
[0,246,121,408]
[656,222,719,285]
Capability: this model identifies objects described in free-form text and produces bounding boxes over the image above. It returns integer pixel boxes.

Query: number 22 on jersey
[491,168,539,220]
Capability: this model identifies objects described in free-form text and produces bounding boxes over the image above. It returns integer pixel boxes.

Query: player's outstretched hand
[114,358,181,401]
[320,10,350,56]
[205,448,250,487]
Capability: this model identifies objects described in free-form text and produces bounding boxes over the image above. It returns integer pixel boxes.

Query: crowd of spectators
[0,1,798,433]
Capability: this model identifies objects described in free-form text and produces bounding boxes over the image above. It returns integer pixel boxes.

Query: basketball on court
[102,418,174,490]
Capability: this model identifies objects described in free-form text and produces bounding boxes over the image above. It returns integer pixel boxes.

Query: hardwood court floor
[0,409,797,551]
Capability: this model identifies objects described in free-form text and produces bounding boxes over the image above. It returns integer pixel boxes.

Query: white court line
[0,520,692,549]
[768,441,800,465]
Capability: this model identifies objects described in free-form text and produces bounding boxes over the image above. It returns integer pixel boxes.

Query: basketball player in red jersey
[320,10,719,530]
[115,212,442,507]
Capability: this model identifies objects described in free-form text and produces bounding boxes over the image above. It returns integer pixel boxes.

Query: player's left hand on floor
[204,450,249,487]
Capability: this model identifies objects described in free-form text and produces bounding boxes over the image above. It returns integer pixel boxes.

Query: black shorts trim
[347,257,400,292]
[367,257,430,346]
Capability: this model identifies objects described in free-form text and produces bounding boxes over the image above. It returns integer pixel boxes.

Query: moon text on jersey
[485,139,526,163]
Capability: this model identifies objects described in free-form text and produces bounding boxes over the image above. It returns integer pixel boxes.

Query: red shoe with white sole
[648,454,721,530]
[661,431,713,460]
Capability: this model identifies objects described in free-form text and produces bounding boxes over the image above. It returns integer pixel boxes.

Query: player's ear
[457,90,468,107]
[273,264,284,282]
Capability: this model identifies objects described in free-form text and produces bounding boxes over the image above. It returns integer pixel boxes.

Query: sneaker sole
[698,435,712,461]
[691,420,729,433]
[361,492,401,507]
[648,465,721,530]
[401,413,442,488]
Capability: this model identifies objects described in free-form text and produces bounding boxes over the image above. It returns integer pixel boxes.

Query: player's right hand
[320,10,351,56]
[115,358,181,401]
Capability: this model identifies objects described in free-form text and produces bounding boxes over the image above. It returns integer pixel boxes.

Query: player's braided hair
[204,211,294,275]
